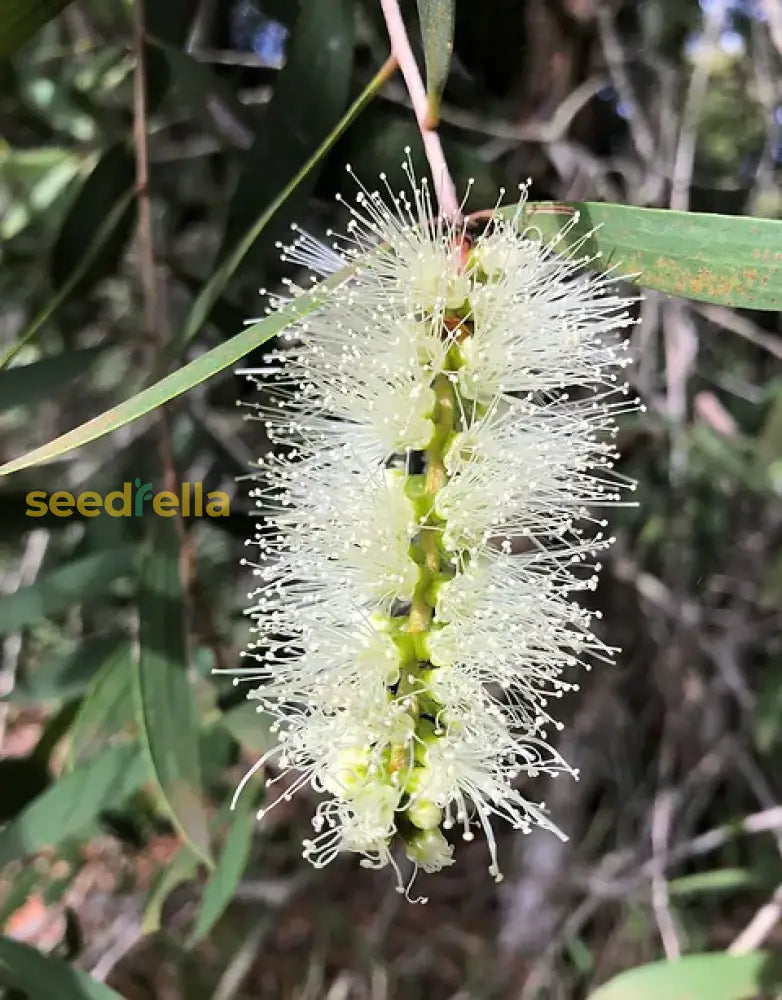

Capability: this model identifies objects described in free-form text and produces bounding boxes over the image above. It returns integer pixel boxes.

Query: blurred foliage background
[0,0,782,998]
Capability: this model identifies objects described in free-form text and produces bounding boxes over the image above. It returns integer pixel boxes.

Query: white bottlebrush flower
[227,155,639,896]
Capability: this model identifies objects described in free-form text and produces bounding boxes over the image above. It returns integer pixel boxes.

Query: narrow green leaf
[0,743,145,866]
[0,0,75,58]
[142,846,200,935]
[416,0,454,127]
[69,641,134,765]
[0,547,137,635]
[177,47,390,349]
[188,797,255,945]
[0,348,104,413]
[50,145,136,294]
[218,0,354,271]
[588,952,782,1000]
[518,202,782,310]
[0,937,124,1000]
[5,632,127,704]
[134,521,212,865]
[1,188,134,369]
[0,271,341,477]
[668,868,762,898]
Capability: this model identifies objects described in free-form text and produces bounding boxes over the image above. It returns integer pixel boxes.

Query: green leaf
[50,144,136,296]
[0,269,341,477]
[668,868,763,898]
[416,0,454,127]
[0,348,104,413]
[217,0,355,271]
[0,0,75,58]
[517,203,782,310]
[69,641,134,765]
[6,632,127,704]
[0,743,145,866]
[220,702,276,756]
[141,845,200,935]
[0,547,137,635]
[133,520,212,865]
[588,952,782,1000]
[0,937,124,1000]
[1,187,134,368]
[187,798,255,945]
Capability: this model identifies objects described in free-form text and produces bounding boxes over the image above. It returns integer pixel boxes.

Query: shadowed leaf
[188,795,255,945]
[69,641,134,765]
[133,520,212,865]
[0,0,75,58]
[0,547,137,635]
[0,348,104,412]
[218,0,355,271]
[0,743,145,866]
[0,937,124,999]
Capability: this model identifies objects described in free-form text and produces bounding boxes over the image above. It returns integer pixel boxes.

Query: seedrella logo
[26,479,230,518]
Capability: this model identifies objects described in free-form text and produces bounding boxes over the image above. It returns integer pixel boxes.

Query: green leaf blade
[0,0,75,58]
[519,202,782,310]
[0,743,146,867]
[188,801,255,945]
[0,937,124,1000]
[0,278,333,478]
[416,0,455,127]
[588,952,782,1000]
[217,0,355,271]
[133,521,212,865]
[0,547,137,635]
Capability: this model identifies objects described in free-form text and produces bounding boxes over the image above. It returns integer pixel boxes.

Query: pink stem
[378,0,461,221]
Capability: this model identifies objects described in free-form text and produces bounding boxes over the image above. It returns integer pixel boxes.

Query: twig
[132,0,196,593]
[382,75,607,144]
[650,788,681,959]
[596,7,656,166]
[211,919,272,1000]
[378,0,459,219]
[132,0,158,349]
[693,303,782,362]
[729,884,782,954]
[761,0,782,57]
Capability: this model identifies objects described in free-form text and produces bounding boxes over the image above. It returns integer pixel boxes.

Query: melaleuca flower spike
[226,157,639,897]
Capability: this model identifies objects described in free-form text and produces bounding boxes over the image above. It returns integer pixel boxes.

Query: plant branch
[378,0,460,220]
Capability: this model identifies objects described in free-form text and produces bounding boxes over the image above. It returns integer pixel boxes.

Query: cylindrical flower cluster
[232,163,637,893]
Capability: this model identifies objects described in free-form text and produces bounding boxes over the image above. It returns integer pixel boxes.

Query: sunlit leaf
[518,202,782,310]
